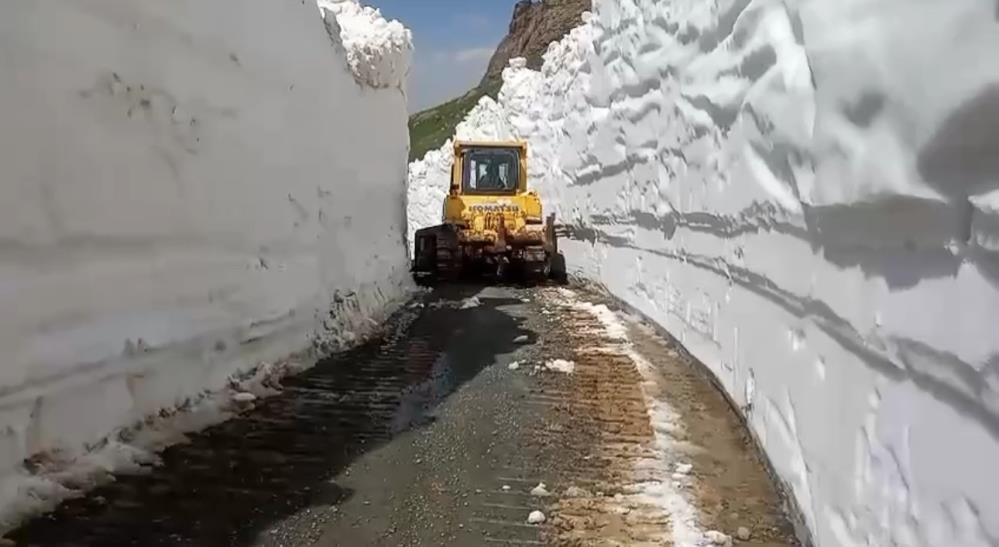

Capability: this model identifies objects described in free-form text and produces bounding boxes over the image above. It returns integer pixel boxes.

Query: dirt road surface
[9,284,798,547]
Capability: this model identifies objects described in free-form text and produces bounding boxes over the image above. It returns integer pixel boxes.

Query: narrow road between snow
[10,284,798,547]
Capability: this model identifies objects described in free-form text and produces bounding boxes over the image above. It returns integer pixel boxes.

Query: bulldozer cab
[451,141,527,196]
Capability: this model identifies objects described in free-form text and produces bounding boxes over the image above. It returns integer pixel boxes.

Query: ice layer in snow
[0,0,412,531]
[406,0,999,545]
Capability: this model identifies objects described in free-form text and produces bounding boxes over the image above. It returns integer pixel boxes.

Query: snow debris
[544,359,576,374]
[704,530,732,546]
[571,302,628,341]
[316,0,412,89]
[526,510,546,524]
[513,334,529,344]
[508,361,521,371]
[232,392,257,404]
[736,526,752,541]
[501,485,511,491]
[530,482,550,497]
[234,360,306,399]
[459,296,481,309]
[675,462,693,475]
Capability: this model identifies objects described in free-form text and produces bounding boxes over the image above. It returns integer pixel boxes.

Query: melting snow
[232,392,258,404]
[544,359,576,374]
[530,482,550,497]
[704,530,732,546]
[459,296,481,309]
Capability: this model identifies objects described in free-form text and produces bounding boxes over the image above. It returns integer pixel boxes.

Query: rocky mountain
[409,0,589,161]
[480,0,591,85]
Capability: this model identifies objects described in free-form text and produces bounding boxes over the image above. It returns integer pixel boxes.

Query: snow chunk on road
[545,359,576,374]
[231,392,257,404]
[704,530,732,546]
[530,482,550,497]
[459,296,482,309]
[317,0,412,89]
[508,361,521,371]
[527,510,546,524]
[513,334,529,344]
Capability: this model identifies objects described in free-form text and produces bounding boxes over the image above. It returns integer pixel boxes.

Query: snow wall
[408,1,999,545]
[0,0,411,527]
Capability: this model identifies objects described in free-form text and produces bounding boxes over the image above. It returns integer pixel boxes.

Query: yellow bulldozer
[412,140,564,283]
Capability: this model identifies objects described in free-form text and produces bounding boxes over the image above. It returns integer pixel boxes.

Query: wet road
[9,284,799,547]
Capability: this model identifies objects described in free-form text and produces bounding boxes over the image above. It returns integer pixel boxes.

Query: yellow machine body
[444,140,545,251]
[412,140,559,281]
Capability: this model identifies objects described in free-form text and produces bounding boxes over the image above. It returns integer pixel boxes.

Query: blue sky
[368,0,517,112]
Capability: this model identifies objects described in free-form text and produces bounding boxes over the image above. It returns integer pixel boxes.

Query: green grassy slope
[408,79,502,162]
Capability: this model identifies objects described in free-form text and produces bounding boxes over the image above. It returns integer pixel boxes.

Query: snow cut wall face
[0,0,411,527]
[407,1,999,545]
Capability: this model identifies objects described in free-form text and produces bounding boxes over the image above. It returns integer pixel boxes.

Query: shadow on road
[9,284,530,546]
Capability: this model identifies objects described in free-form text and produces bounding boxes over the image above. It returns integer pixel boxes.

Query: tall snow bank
[0,0,411,529]
[318,0,412,89]
[407,1,999,545]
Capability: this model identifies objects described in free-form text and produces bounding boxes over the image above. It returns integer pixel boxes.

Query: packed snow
[704,530,733,546]
[0,0,412,531]
[527,510,547,524]
[406,1,999,545]
[459,296,482,309]
[317,0,412,89]
[530,482,550,497]
[544,359,577,374]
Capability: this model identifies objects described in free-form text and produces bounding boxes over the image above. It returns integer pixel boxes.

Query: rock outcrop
[480,0,590,85]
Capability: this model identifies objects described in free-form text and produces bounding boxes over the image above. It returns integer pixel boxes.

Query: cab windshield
[461,148,519,195]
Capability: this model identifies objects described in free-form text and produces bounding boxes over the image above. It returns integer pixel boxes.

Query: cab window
[461,148,519,195]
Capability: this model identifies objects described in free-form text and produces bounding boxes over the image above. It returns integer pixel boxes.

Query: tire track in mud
[522,290,675,546]
[525,286,798,547]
